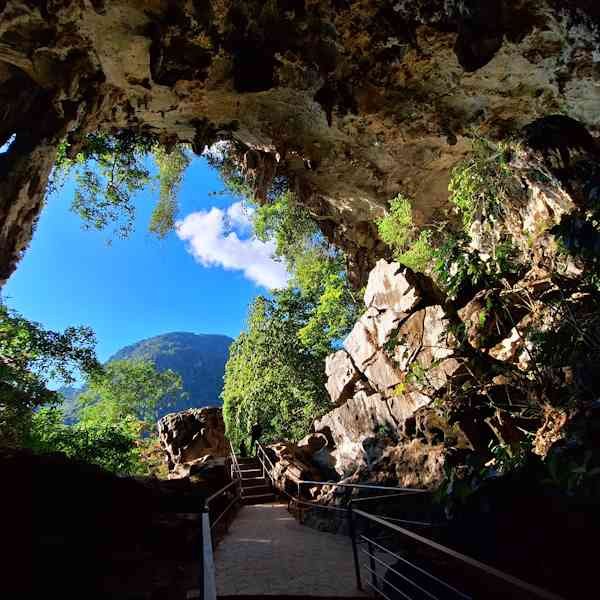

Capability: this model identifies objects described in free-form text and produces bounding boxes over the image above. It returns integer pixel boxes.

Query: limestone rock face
[318,260,458,482]
[158,407,229,479]
[314,390,432,477]
[325,350,361,406]
[364,260,423,314]
[2,1,600,286]
[267,438,326,496]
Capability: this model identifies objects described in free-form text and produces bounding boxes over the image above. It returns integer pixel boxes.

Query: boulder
[268,440,324,497]
[158,407,229,478]
[364,260,423,313]
[325,349,361,405]
[313,389,433,477]
[392,305,463,394]
[343,307,405,392]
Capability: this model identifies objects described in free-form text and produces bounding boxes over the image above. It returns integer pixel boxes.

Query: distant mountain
[60,332,233,420]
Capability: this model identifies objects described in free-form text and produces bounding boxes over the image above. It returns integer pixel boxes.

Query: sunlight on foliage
[149,145,191,238]
[376,194,434,273]
[222,293,330,450]
[53,132,193,240]
[77,359,184,425]
[448,136,516,230]
[0,303,100,446]
[223,193,360,448]
[25,406,142,474]
[54,131,156,239]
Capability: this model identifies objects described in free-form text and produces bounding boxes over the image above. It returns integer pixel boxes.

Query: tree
[253,192,360,354]
[77,359,184,427]
[149,144,191,238]
[222,292,330,450]
[25,406,141,474]
[52,131,191,239]
[222,191,360,448]
[0,303,100,446]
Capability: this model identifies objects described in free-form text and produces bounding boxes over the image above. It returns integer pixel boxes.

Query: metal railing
[350,508,565,600]
[199,445,244,600]
[254,441,565,600]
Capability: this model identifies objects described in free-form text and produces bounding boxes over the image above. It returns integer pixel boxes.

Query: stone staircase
[237,457,276,505]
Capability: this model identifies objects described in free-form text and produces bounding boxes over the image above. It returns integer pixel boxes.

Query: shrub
[377,194,435,273]
[448,136,516,231]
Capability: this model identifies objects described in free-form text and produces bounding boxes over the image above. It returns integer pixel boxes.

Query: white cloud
[176,201,289,290]
[225,201,254,232]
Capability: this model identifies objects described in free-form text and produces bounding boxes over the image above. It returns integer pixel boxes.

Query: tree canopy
[222,292,330,449]
[0,303,99,445]
[77,359,184,426]
[223,192,359,448]
[53,131,191,240]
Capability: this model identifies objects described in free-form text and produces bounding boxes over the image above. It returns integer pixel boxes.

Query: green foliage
[433,235,520,300]
[398,230,435,273]
[436,436,533,512]
[0,304,99,445]
[253,192,360,354]
[109,332,232,413]
[544,448,600,496]
[55,131,156,238]
[448,137,515,230]
[53,132,192,239]
[77,359,184,426]
[19,358,181,475]
[204,141,256,200]
[254,192,317,267]
[25,406,141,474]
[377,194,414,252]
[376,194,435,273]
[222,292,330,450]
[223,191,360,449]
[149,145,191,238]
[552,193,600,290]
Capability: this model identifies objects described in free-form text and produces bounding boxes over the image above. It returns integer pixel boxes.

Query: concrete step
[241,476,268,484]
[242,478,269,488]
[242,492,276,505]
[242,484,271,495]
[237,457,261,465]
[240,468,263,476]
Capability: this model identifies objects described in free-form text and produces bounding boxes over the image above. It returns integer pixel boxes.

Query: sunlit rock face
[157,407,229,479]
[313,261,469,484]
[1,1,600,285]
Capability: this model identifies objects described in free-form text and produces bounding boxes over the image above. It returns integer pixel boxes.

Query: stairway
[237,457,276,505]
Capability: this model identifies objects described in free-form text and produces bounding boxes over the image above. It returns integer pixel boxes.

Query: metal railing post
[348,501,363,591]
[201,500,217,600]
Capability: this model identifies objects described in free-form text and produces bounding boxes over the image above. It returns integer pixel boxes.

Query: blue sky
[3,153,288,365]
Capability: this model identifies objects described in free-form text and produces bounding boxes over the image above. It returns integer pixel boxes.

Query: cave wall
[1,0,599,284]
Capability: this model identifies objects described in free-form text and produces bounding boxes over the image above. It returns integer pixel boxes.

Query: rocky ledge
[158,407,229,479]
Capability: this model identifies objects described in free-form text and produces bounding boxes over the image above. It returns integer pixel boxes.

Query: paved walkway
[215,503,366,597]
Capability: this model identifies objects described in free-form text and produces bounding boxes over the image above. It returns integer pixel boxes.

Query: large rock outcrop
[2,1,600,285]
[310,228,600,489]
[310,260,472,484]
[158,407,229,479]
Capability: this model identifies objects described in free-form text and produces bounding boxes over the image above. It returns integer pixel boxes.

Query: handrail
[256,441,276,472]
[352,507,565,600]
[253,440,564,600]
[229,439,242,480]
[206,478,240,505]
[298,479,427,494]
